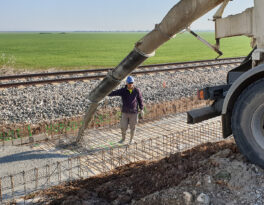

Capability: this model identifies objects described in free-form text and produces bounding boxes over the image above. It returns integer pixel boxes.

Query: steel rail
[0,58,243,88]
[0,57,243,81]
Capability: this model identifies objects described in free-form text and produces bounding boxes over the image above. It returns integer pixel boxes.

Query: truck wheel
[232,79,264,168]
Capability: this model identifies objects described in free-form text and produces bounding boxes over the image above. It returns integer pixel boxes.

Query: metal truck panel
[253,0,264,48]
[215,8,253,39]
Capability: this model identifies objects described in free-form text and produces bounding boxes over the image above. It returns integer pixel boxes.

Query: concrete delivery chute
[77,0,264,168]
[76,0,226,142]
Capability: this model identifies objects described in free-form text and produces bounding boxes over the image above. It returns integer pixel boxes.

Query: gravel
[0,65,234,124]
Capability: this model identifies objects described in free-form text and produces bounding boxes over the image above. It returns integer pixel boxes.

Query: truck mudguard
[222,63,264,138]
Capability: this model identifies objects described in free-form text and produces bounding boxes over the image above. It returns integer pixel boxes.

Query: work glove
[139,109,144,119]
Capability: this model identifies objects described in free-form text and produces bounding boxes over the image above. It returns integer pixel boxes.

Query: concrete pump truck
[76,0,264,168]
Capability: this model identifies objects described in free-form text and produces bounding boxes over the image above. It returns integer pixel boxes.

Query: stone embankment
[1,64,232,125]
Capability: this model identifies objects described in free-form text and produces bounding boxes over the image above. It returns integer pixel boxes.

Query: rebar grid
[0,118,224,204]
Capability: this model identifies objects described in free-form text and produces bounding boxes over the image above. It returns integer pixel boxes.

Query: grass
[0,32,252,71]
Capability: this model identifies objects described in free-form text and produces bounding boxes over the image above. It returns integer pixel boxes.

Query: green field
[0,32,252,70]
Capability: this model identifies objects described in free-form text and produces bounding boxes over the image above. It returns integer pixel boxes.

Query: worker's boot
[119,131,126,143]
[129,130,135,144]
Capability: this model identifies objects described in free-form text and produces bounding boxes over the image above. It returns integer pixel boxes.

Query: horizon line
[0,30,214,33]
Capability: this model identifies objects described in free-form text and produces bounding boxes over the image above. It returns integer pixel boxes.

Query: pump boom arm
[76,0,225,143]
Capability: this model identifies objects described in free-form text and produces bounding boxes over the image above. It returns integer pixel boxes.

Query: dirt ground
[24,139,264,205]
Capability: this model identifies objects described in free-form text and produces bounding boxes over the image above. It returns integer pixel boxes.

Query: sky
[0,0,254,32]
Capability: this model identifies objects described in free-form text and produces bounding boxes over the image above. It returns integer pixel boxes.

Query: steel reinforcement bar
[0,119,224,204]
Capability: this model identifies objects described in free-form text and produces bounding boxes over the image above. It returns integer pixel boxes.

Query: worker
[108,76,144,144]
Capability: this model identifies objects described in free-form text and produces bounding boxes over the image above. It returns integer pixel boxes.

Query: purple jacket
[109,86,143,113]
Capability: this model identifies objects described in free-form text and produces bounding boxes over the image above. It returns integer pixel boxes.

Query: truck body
[188,0,264,167]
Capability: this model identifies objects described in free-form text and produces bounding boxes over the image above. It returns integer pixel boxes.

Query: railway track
[0,57,243,88]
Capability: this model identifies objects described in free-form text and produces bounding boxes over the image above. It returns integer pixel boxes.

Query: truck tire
[232,78,264,168]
